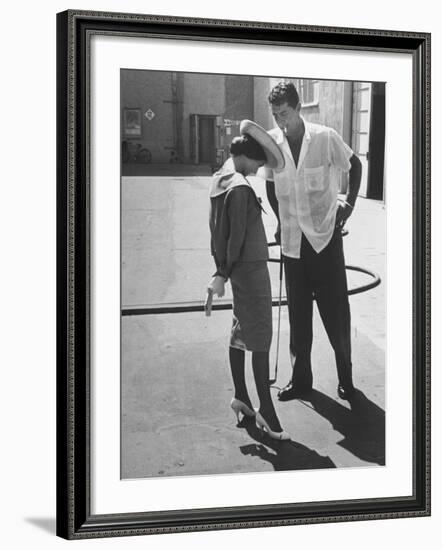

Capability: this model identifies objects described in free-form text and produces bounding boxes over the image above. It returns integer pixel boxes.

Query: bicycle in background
[122,141,152,164]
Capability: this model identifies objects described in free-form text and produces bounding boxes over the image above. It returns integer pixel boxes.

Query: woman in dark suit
[208,120,289,441]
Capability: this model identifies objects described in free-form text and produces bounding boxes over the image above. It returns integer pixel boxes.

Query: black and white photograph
[120,71,386,480]
[54,7,431,541]
[1,0,439,546]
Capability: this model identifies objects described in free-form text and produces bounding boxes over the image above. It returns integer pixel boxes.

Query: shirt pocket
[304,166,325,192]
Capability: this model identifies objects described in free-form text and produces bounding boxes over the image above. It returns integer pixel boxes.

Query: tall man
[264,82,362,401]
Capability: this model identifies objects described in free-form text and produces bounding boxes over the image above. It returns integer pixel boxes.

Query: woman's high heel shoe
[255,411,291,441]
[230,398,256,423]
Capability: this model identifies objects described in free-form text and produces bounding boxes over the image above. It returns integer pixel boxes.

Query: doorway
[190,114,217,164]
[351,82,385,200]
[351,82,372,198]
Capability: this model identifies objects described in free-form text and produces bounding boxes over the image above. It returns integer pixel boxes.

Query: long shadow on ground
[239,417,336,471]
[302,389,385,465]
[238,387,384,472]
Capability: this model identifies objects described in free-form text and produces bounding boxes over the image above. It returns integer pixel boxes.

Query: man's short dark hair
[268,81,300,109]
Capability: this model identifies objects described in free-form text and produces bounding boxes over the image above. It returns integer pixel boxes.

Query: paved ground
[122,162,213,178]
[121,172,386,479]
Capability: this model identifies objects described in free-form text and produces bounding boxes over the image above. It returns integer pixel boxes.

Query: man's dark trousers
[283,228,353,390]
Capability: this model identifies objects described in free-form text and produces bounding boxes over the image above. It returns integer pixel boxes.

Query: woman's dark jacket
[209,159,269,280]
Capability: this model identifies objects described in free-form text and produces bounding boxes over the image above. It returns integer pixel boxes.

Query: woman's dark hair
[268,81,300,109]
[229,134,267,162]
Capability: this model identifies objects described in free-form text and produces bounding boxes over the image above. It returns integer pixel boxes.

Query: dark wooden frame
[56,9,431,540]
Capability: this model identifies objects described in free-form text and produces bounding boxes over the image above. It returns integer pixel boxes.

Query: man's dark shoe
[337,384,356,400]
[278,381,313,401]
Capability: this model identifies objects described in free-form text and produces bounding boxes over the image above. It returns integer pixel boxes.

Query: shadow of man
[238,417,336,472]
[304,389,385,465]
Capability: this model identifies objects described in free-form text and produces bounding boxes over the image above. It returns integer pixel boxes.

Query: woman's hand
[208,275,225,298]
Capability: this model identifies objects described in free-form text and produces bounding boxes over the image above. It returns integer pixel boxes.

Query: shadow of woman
[305,389,385,465]
[238,417,336,472]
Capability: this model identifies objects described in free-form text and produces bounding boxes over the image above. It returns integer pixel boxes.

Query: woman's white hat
[240,119,285,170]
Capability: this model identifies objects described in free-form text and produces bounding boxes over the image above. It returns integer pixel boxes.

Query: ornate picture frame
[56,10,430,539]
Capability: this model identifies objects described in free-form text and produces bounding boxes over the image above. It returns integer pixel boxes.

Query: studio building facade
[121,70,385,200]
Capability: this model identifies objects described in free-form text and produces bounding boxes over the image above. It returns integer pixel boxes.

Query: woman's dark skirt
[229,261,272,353]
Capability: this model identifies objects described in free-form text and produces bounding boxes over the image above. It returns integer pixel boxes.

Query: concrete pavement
[121,173,385,479]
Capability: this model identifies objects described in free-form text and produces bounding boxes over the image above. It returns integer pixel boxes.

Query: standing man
[264,81,362,401]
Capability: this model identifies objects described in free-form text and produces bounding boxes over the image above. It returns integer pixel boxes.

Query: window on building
[294,79,319,107]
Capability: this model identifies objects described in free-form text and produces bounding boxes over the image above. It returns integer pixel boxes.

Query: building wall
[219,76,254,156]
[120,69,175,163]
[301,80,346,135]
[181,73,226,162]
[253,77,273,130]
[225,75,254,119]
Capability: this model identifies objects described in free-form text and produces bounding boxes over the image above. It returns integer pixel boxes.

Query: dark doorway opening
[198,116,216,164]
[367,83,386,201]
